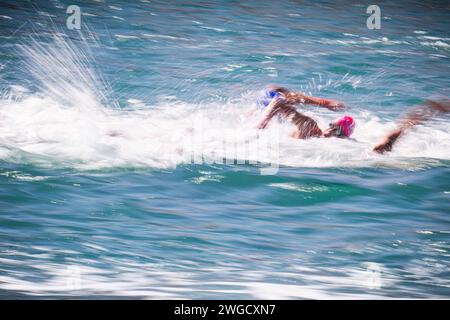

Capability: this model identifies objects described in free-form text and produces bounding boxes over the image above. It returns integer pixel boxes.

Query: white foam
[142,33,189,41]
[1,34,449,171]
[0,257,392,298]
[108,5,123,11]
[199,26,228,33]
[115,34,140,40]
[1,92,449,170]
[421,41,450,48]
[112,16,126,21]
[325,37,409,46]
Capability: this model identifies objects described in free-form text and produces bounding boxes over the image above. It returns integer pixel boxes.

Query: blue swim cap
[256,90,280,109]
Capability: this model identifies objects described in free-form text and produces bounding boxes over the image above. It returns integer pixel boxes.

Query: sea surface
[0,0,449,298]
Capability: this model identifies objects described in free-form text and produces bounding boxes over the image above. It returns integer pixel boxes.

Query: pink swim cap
[335,116,355,137]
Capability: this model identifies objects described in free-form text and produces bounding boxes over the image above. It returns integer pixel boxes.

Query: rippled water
[0,0,449,298]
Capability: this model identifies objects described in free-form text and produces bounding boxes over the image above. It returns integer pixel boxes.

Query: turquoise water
[0,0,449,298]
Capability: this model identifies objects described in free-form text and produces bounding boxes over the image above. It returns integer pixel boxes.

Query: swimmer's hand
[323,99,346,111]
[373,138,393,154]
[373,128,402,154]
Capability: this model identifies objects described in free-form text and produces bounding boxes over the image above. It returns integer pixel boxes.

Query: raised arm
[283,92,345,111]
[257,97,295,129]
[373,99,450,153]
[257,98,322,139]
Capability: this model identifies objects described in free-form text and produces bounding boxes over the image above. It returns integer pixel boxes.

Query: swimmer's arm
[257,98,280,129]
[257,98,295,129]
[373,99,450,153]
[257,98,322,139]
[373,128,404,153]
[285,92,345,111]
[373,114,422,153]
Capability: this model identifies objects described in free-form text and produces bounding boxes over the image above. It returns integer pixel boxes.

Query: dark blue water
[0,0,449,298]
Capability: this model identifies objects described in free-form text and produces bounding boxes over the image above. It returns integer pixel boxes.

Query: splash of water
[0,30,449,170]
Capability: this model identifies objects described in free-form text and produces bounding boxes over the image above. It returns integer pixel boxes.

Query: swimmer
[257,89,450,152]
[256,85,353,139]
